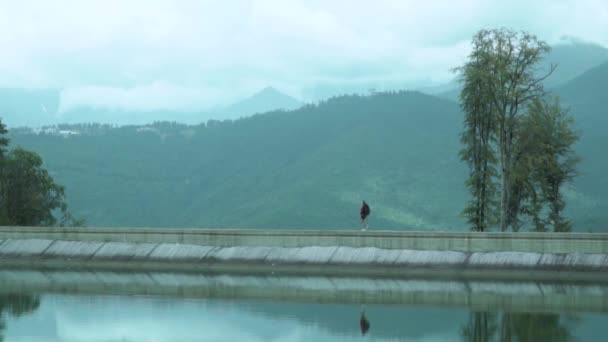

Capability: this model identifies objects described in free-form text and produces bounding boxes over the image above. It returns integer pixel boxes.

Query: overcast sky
[0,0,607,113]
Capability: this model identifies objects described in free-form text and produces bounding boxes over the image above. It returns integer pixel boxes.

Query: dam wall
[0,227,607,281]
[1,226,608,253]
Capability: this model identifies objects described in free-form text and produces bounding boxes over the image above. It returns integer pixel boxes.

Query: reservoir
[0,270,606,341]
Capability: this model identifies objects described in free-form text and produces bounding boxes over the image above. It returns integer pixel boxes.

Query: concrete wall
[1,238,608,282]
[1,227,608,281]
[1,226,608,253]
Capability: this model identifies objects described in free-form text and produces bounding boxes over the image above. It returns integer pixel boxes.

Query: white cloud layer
[0,0,606,113]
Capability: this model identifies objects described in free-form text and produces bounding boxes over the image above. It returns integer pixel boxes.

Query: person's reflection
[360,306,370,336]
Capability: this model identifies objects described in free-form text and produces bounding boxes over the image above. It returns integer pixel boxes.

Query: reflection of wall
[1,270,608,313]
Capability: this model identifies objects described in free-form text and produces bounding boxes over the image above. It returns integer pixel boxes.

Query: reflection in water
[0,274,603,341]
[360,306,370,335]
[461,312,498,342]
[500,313,577,342]
[462,312,577,342]
[0,293,41,341]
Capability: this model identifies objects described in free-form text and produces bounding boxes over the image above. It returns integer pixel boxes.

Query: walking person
[360,200,370,230]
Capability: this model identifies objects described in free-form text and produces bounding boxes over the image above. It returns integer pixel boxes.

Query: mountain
[556,61,608,106]
[415,79,460,96]
[435,41,608,102]
[542,41,608,88]
[6,62,608,231]
[211,87,302,120]
[9,91,467,230]
[58,87,302,126]
[0,87,301,127]
[555,61,608,229]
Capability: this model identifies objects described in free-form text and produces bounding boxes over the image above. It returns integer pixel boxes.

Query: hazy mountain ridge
[4,42,608,231]
[0,87,301,128]
[8,66,608,231]
[10,91,467,230]
[433,41,608,101]
[211,87,302,120]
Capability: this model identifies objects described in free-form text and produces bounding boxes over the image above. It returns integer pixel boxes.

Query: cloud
[0,0,606,115]
[58,82,227,113]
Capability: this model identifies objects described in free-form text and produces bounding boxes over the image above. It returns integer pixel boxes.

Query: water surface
[0,272,606,341]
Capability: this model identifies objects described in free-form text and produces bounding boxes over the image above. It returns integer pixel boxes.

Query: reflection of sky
[4,295,463,342]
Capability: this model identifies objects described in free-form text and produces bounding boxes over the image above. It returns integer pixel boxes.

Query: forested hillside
[556,61,608,229]
[9,65,608,231]
[10,91,467,230]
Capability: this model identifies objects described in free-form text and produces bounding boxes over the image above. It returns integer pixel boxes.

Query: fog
[0,0,606,125]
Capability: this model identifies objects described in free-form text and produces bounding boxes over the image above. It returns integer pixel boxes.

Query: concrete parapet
[0,226,607,253]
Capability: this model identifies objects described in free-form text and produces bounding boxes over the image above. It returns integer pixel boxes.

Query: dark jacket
[360,202,370,219]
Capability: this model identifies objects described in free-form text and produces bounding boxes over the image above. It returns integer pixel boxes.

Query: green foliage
[0,119,81,226]
[2,148,66,226]
[457,29,580,232]
[513,97,579,232]
[457,34,500,231]
[470,29,553,231]
[0,120,8,159]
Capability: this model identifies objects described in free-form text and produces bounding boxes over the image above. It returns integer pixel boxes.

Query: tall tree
[458,32,499,231]
[514,97,579,232]
[459,29,555,231]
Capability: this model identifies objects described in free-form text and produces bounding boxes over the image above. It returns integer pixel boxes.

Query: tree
[457,33,499,231]
[2,148,68,226]
[513,97,579,232]
[0,120,8,158]
[458,29,556,231]
[0,119,81,226]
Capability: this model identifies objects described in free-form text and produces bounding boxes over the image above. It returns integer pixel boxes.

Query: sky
[0,0,607,114]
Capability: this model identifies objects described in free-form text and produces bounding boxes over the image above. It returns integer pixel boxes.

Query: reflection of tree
[500,313,575,342]
[462,311,577,342]
[462,312,498,342]
[0,294,41,342]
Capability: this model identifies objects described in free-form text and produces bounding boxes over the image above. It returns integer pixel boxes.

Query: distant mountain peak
[256,86,282,95]
[218,87,302,119]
